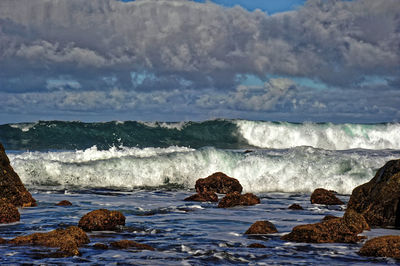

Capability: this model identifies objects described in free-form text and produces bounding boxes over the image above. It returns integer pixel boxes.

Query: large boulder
[195,172,243,194]
[110,240,155,251]
[78,209,125,231]
[218,192,260,208]
[346,159,400,227]
[0,199,20,224]
[0,143,36,207]
[245,221,278,234]
[281,210,369,243]
[9,226,89,257]
[310,188,343,205]
[359,235,400,259]
[184,191,218,202]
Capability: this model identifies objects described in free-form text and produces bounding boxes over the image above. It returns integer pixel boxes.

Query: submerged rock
[288,203,303,210]
[0,200,20,224]
[346,159,400,227]
[248,243,266,248]
[245,221,278,234]
[281,210,369,243]
[195,172,243,194]
[0,143,36,207]
[93,243,109,250]
[184,191,218,202]
[218,192,260,208]
[78,209,125,231]
[110,240,155,251]
[9,226,89,257]
[56,200,72,206]
[310,188,343,205]
[359,235,400,259]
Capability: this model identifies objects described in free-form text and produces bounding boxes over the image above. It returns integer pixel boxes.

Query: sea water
[1,119,400,264]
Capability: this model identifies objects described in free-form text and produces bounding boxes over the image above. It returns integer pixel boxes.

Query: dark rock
[281,210,369,243]
[359,235,400,259]
[110,240,155,251]
[56,200,72,206]
[346,159,400,227]
[0,238,5,244]
[0,143,36,207]
[78,209,125,231]
[218,192,260,208]
[9,226,89,257]
[93,243,109,249]
[184,191,218,202]
[248,243,266,248]
[288,203,303,210]
[195,172,242,194]
[322,215,338,221]
[245,221,278,234]
[310,188,344,205]
[0,199,20,224]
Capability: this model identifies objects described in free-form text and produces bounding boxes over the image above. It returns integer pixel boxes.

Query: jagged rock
[359,235,400,259]
[218,192,260,208]
[110,240,155,251]
[288,203,303,210]
[281,210,369,243]
[195,172,243,194]
[346,159,400,227]
[78,209,125,231]
[0,143,36,207]
[56,200,72,206]
[248,243,266,248]
[184,191,218,202]
[310,188,343,205]
[0,199,20,224]
[93,243,109,249]
[245,221,278,234]
[9,226,89,257]
[322,215,338,221]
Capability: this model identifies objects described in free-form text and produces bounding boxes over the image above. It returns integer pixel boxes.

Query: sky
[0,0,399,123]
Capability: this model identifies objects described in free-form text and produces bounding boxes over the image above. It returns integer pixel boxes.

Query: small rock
[248,243,266,248]
[184,191,218,202]
[218,192,260,208]
[110,240,155,251]
[310,188,344,205]
[0,238,5,244]
[93,243,109,249]
[0,200,20,224]
[56,200,72,206]
[288,204,303,210]
[359,235,400,259]
[78,209,125,231]
[195,172,243,194]
[245,221,278,234]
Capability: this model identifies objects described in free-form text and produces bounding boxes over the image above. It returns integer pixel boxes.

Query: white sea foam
[9,122,38,132]
[140,121,188,130]
[235,120,400,150]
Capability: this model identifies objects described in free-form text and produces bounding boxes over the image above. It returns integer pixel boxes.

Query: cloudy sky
[0,0,399,123]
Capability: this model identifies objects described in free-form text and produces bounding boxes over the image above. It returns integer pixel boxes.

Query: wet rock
[56,200,72,206]
[93,243,109,249]
[9,226,89,257]
[78,209,125,231]
[0,143,36,207]
[184,191,218,202]
[245,221,278,234]
[195,172,242,194]
[310,188,344,205]
[359,235,400,259]
[281,210,369,243]
[248,243,266,248]
[110,240,155,251]
[346,159,400,227]
[322,215,338,221]
[218,192,260,208]
[288,203,303,210]
[0,238,5,244]
[0,199,20,224]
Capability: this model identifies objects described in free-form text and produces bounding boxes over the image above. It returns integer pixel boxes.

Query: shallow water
[1,189,399,265]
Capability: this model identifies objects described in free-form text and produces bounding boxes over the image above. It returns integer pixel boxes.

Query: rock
[346,159,400,227]
[110,240,155,251]
[322,215,338,221]
[310,188,344,205]
[281,210,369,243]
[288,204,303,210]
[56,200,72,206]
[0,238,5,244]
[9,226,89,257]
[78,209,125,231]
[0,199,20,224]
[195,172,242,194]
[248,243,266,248]
[245,221,278,234]
[184,191,218,202]
[93,243,109,249]
[359,235,400,259]
[0,143,36,207]
[217,192,260,208]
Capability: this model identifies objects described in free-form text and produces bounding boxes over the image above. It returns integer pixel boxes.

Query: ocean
[1,119,400,264]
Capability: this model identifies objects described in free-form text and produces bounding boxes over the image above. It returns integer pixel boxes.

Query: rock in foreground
[310,188,343,205]
[184,191,218,202]
[218,192,260,208]
[9,226,89,257]
[359,235,400,259]
[346,159,400,227]
[245,221,278,234]
[0,200,20,224]
[78,209,125,231]
[195,172,243,194]
[110,240,155,251]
